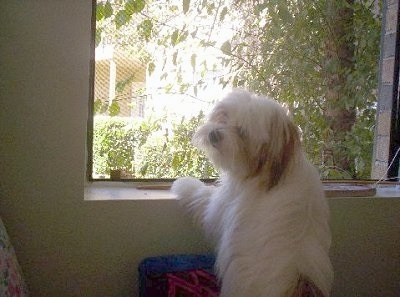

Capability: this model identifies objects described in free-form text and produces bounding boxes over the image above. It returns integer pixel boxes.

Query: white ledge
[84,182,400,201]
[85,183,174,200]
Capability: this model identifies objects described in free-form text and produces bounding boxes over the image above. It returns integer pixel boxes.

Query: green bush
[92,113,218,179]
[92,117,136,177]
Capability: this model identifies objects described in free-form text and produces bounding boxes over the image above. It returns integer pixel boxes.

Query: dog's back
[207,154,332,297]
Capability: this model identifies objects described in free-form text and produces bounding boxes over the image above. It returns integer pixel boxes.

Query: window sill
[84,182,174,200]
[84,181,400,201]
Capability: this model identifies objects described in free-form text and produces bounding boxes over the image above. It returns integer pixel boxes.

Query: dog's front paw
[171,177,203,199]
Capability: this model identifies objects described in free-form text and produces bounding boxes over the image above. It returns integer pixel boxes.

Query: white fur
[171,89,333,297]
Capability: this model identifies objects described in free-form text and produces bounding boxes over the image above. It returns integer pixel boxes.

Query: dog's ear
[252,112,300,191]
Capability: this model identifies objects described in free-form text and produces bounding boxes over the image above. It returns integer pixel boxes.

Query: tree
[219,0,381,178]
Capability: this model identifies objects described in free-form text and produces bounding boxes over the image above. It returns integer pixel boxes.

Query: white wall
[0,1,399,296]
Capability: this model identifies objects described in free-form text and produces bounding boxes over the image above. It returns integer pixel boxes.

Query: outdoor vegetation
[93,114,217,178]
[92,0,382,179]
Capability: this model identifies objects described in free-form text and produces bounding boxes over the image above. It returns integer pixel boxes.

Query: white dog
[171,89,333,297]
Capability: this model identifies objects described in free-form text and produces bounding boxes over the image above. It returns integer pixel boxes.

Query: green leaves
[147,62,156,76]
[190,53,196,71]
[220,41,231,55]
[125,0,145,14]
[172,51,178,66]
[183,0,190,14]
[170,29,188,46]
[93,99,104,114]
[171,29,179,46]
[219,6,228,22]
[101,0,146,29]
[94,99,119,116]
[108,101,120,116]
[95,29,102,48]
[277,1,291,22]
[137,19,153,41]
[115,10,131,29]
[96,1,113,21]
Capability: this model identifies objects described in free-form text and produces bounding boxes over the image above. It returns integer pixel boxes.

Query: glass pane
[92,0,382,180]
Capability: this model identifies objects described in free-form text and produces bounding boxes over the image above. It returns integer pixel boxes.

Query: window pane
[91,0,382,180]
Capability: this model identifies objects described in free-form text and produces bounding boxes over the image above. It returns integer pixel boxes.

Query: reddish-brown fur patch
[289,277,326,297]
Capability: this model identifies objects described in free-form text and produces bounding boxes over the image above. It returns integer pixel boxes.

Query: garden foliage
[93,0,382,179]
[93,114,217,179]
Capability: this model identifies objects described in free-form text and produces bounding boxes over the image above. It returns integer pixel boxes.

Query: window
[88,0,396,182]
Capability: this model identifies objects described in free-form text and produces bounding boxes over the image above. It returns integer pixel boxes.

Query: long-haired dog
[171,89,333,297]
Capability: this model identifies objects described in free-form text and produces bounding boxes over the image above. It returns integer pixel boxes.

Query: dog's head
[193,89,300,190]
